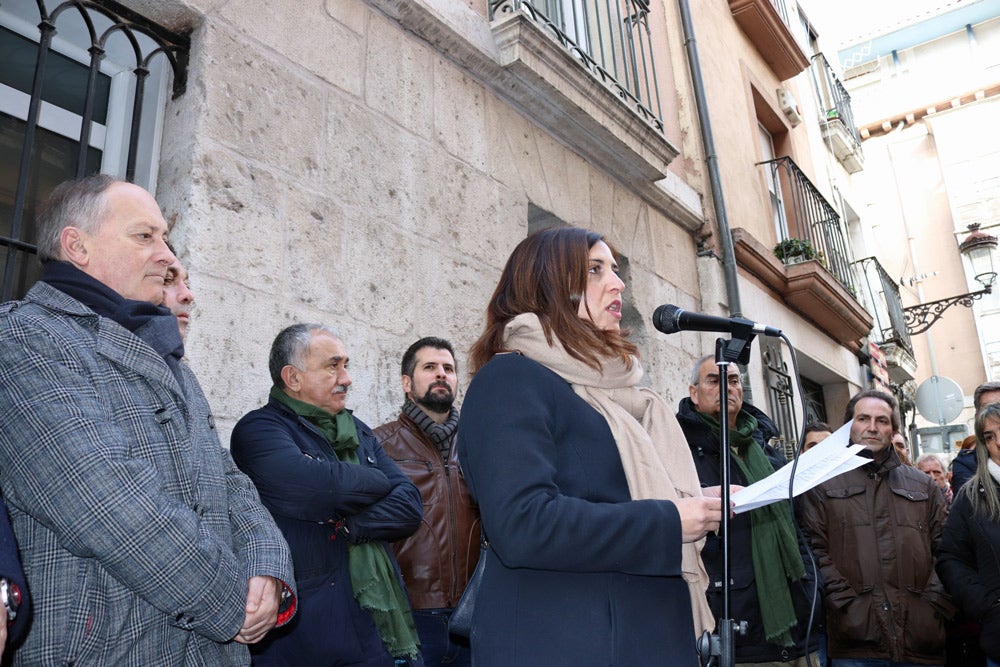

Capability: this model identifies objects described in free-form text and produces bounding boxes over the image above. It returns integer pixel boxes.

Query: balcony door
[758,122,788,241]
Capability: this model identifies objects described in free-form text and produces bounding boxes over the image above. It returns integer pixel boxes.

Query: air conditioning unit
[777,87,803,127]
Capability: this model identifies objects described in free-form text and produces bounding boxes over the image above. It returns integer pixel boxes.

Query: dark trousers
[412,609,471,667]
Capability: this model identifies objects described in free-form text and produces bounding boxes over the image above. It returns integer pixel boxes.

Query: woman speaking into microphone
[457,226,725,666]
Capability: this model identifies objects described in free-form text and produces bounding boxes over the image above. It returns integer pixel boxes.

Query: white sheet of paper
[731,420,869,514]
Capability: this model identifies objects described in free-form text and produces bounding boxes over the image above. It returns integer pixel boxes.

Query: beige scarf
[504,313,715,637]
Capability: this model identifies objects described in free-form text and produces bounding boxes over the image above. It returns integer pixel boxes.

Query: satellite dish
[914,376,965,425]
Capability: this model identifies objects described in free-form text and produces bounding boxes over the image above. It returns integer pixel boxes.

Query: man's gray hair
[690,354,715,386]
[269,323,341,388]
[974,381,1000,412]
[914,453,944,470]
[35,174,119,261]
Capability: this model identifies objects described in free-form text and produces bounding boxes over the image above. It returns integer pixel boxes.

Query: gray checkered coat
[0,282,294,665]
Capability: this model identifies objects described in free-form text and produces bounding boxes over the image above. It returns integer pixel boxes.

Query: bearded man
[375,337,480,667]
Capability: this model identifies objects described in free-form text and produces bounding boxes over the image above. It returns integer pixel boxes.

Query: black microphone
[651,304,781,337]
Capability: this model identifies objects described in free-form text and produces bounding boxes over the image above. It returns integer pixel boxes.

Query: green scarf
[698,410,805,647]
[269,387,420,660]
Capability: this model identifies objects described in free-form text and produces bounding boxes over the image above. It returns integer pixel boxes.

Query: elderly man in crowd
[231,324,424,666]
[800,390,952,667]
[0,175,295,664]
[677,355,819,666]
[916,453,953,505]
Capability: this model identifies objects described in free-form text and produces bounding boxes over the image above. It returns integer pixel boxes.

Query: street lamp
[903,223,998,335]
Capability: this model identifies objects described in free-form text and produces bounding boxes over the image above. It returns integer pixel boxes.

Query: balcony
[762,157,857,289]
[812,53,864,173]
[853,256,917,383]
[728,0,809,80]
[490,0,663,131]
[485,0,682,198]
[732,156,873,349]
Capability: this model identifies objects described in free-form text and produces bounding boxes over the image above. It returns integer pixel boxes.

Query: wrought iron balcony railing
[853,256,913,354]
[812,53,863,151]
[768,0,791,26]
[1,0,189,302]
[759,156,857,293]
[489,0,663,132]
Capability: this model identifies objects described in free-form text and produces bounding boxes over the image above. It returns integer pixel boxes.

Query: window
[800,376,827,425]
[757,122,788,241]
[1,0,188,300]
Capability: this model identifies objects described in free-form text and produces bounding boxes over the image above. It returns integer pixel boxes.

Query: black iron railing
[489,0,663,132]
[762,337,798,459]
[759,156,857,293]
[812,53,863,151]
[768,0,791,26]
[1,0,189,302]
[853,256,913,354]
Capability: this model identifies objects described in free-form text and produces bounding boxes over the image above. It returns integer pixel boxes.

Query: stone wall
[147,0,709,440]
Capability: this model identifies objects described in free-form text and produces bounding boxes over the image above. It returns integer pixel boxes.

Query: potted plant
[774,238,817,265]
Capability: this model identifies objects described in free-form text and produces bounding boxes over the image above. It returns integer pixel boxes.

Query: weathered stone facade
[137,0,709,438]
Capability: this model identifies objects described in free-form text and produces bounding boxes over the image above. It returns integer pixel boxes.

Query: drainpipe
[677,0,743,321]
[677,0,758,407]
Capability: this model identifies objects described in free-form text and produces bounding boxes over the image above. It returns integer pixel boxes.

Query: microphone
[652,304,782,337]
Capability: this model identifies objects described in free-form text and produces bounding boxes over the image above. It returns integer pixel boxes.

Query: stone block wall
[146,0,707,439]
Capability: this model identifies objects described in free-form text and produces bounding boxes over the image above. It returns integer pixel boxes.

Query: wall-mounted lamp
[903,223,998,335]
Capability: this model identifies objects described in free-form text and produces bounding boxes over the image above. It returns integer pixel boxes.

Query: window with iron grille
[762,337,799,460]
[1,0,188,301]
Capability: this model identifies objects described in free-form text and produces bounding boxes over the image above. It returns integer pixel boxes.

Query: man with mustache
[231,324,424,666]
[375,338,480,667]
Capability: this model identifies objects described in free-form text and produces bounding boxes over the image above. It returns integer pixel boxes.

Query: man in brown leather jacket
[375,337,480,667]
[800,390,953,667]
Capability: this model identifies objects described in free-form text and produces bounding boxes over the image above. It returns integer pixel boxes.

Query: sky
[802,0,977,48]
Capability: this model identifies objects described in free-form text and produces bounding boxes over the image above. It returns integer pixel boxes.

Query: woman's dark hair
[469,226,637,374]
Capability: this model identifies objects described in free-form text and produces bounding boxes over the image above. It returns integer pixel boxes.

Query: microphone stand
[697,330,756,667]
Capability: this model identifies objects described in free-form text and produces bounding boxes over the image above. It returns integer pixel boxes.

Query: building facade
[2,0,710,436]
[2,0,892,446]
[674,0,881,450]
[833,0,1000,452]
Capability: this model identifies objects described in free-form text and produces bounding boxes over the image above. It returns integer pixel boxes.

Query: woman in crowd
[457,226,725,666]
[937,402,1000,667]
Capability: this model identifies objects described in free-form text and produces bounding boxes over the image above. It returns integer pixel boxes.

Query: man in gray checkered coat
[0,175,295,665]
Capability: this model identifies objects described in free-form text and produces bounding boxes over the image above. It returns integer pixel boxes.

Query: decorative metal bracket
[903,285,992,335]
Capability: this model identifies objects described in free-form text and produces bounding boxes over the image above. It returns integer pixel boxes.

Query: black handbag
[448,532,488,639]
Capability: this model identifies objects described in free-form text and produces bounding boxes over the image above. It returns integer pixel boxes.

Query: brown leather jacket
[374,413,481,609]
[800,447,954,664]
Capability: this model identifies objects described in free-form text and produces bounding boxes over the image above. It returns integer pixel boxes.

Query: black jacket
[0,498,29,647]
[937,479,1000,660]
[458,355,698,667]
[231,399,423,666]
[676,398,821,663]
[951,448,977,496]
